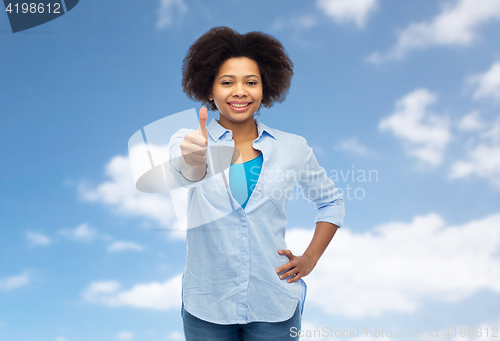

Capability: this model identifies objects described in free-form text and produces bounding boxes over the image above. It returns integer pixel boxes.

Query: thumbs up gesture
[180,107,208,181]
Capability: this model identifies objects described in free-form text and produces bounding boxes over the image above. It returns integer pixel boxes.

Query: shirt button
[257,186,261,191]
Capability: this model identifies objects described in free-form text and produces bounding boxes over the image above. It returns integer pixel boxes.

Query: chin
[223,110,256,119]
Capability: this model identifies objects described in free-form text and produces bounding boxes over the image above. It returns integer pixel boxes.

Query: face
[209,57,263,124]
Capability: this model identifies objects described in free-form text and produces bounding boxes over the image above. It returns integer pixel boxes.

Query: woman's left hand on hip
[275,249,315,283]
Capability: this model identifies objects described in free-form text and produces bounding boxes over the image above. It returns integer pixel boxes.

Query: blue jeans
[182,301,302,341]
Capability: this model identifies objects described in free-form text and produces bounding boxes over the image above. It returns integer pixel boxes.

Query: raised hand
[180,107,208,181]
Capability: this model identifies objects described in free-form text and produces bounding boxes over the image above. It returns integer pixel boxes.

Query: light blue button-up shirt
[168,117,344,325]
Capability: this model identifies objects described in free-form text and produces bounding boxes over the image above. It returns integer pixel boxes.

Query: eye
[248,81,258,85]
[222,81,232,85]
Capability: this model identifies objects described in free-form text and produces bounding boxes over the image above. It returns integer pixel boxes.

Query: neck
[217,115,258,142]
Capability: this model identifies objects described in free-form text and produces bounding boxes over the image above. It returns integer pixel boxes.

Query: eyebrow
[218,75,261,80]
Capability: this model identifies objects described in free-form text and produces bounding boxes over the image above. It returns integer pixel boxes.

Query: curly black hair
[182,26,294,115]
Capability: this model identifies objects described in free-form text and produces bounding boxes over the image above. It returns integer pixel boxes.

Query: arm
[303,221,339,266]
[275,137,344,283]
[276,221,338,283]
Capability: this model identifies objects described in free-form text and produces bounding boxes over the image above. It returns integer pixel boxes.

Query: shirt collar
[207,117,276,142]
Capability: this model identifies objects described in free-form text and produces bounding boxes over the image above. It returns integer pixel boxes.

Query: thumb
[197,106,208,142]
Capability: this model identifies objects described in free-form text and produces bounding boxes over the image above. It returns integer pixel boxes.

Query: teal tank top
[229,153,263,209]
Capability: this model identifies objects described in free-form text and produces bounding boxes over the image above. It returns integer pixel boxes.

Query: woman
[168,26,345,340]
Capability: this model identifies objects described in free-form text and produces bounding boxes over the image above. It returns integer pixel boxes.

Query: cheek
[213,95,225,105]
[253,89,263,100]
[217,90,232,101]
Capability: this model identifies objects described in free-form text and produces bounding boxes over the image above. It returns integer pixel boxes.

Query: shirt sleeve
[168,128,212,189]
[298,137,345,228]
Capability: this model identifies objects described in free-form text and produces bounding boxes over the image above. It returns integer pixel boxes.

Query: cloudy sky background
[1,0,500,340]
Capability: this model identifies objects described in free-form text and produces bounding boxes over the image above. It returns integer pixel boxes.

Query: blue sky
[1,0,500,340]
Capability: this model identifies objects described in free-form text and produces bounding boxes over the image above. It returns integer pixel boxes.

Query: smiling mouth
[228,103,251,108]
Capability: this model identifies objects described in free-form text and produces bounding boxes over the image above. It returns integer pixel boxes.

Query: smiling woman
[170,26,345,341]
[181,26,293,116]
[209,57,264,127]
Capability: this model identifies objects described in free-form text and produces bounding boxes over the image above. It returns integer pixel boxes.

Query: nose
[232,82,247,97]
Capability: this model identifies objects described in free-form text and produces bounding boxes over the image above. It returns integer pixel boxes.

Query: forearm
[303,221,339,266]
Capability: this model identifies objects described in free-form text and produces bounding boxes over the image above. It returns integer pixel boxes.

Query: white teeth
[229,103,250,108]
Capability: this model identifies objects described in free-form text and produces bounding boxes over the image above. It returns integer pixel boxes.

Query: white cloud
[336,137,369,155]
[482,120,500,145]
[78,155,183,240]
[25,231,51,247]
[449,144,500,187]
[458,110,485,131]
[0,272,30,291]
[107,241,144,253]
[166,331,184,341]
[286,211,500,318]
[58,223,98,242]
[368,0,500,63]
[468,61,500,101]
[116,332,134,340]
[450,119,500,188]
[82,274,182,310]
[83,280,120,297]
[55,337,67,341]
[156,0,188,29]
[295,321,336,340]
[316,0,378,28]
[379,88,450,166]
